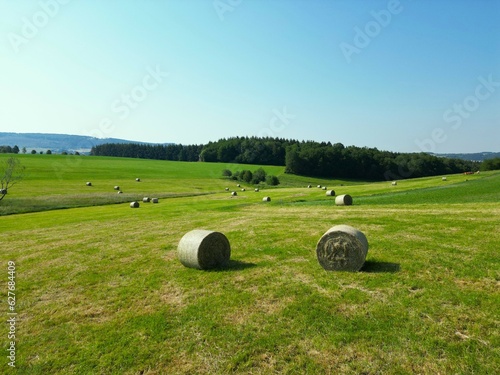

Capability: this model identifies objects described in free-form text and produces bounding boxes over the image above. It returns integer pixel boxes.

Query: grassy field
[1,154,499,374]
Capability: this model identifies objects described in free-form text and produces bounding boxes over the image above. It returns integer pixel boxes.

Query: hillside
[0,132,168,154]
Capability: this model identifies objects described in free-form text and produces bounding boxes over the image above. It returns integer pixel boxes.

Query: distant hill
[432,152,500,162]
[0,132,168,154]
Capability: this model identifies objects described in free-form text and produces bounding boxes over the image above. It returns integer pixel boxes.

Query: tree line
[90,137,480,181]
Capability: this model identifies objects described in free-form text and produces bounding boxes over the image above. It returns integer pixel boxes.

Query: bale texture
[316,224,368,271]
[262,196,271,202]
[130,201,140,208]
[335,194,353,206]
[151,198,159,203]
[326,190,335,196]
[177,229,231,270]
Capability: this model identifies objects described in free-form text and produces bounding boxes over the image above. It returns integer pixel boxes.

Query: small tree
[266,175,280,186]
[0,157,26,201]
[222,169,232,177]
[31,150,36,154]
[22,146,27,154]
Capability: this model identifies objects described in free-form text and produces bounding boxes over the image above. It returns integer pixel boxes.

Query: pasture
[1,154,499,374]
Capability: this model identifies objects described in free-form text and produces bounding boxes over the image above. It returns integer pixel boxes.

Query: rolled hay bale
[317,185,322,188]
[177,229,231,270]
[231,191,237,196]
[86,182,92,186]
[307,184,312,188]
[143,197,150,202]
[316,224,368,271]
[326,190,335,196]
[241,188,246,192]
[117,191,123,194]
[237,184,241,187]
[335,194,353,206]
[114,186,120,190]
[392,181,397,186]
[136,178,141,182]
[262,196,271,202]
[130,201,140,208]
[225,187,229,191]
[442,177,447,181]
[322,186,327,190]
[254,188,259,192]
[151,198,159,203]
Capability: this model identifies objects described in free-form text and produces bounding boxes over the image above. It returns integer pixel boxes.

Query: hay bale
[317,185,321,188]
[117,191,123,194]
[335,194,353,206]
[307,184,312,188]
[241,188,246,192]
[316,224,369,271]
[177,229,231,270]
[231,191,237,196]
[322,186,327,190]
[151,198,159,203]
[136,178,141,182]
[326,190,335,196]
[254,188,259,192]
[225,187,229,191]
[114,186,120,190]
[130,201,140,208]
[262,196,271,202]
[86,182,92,186]
[392,181,397,186]
[143,197,150,202]
[237,184,241,187]
[442,177,447,181]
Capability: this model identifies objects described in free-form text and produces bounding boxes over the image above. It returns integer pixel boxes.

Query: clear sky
[1,0,499,153]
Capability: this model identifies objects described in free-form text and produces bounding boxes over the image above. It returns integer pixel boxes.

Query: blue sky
[1,0,499,153]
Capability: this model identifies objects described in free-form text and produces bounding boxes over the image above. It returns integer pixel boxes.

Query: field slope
[1,155,499,374]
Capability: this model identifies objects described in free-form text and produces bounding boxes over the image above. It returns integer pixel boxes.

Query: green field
[1,154,499,374]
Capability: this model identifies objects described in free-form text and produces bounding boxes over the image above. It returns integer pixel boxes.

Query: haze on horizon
[1,0,499,154]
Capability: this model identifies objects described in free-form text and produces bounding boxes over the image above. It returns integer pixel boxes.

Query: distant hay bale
[262,196,271,202]
[143,197,150,202]
[326,190,335,196]
[322,186,327,190]
[130,201,140,208]
[392,181,397,186]
[316,224,369,271]
[231,191,237,196]
[225,187,229,191]
[317,185,321,188]
[117,191,123,194]
[136,178,141,182]
[86,182,92,186]
[151,198,159,203]
[114,186,120,190]
[237,184,241,187]
[307,185,312,188]
[241,188,246,191]
[335,194,353,206]
[442,177,447,181]
[177,229,231,270]
[255,188,259,192]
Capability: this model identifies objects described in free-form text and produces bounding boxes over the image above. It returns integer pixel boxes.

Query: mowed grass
[1,155,499,374]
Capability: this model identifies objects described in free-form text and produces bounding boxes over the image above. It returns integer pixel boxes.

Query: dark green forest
[90,137,479,181]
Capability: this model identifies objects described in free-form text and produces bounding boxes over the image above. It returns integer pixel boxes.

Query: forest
[90,137,479,181]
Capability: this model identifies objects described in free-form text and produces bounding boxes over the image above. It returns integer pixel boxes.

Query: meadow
[1,154,499,374]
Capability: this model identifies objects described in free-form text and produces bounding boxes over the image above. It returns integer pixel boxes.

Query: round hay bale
[307,184,312,188]
[262,196,271,202]
[231,191,237,196]
[237,184,241,187]
[322,186,327,190]
[130,201,140,208]
[335,194,353,206]
[316,224,368,271]
[136,178,141,182]
[86,182,92,186]
[326,190,335,196]
[442,177,447,181]
[143,197,150,202]
[254,188,259,192]
[151,198,159,203]
[317,185,321,188]
[392,181,397,186]
[225,187,229,191]
[177,229,231,270]
[117,191,123,194]
[114,186,120,190]
[241,188,246,192]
